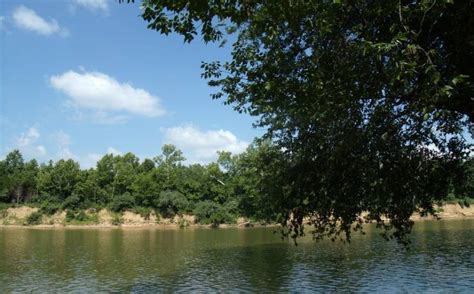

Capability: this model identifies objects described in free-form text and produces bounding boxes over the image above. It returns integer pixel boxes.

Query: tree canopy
[0,144,281,225]
[123,0,473,243]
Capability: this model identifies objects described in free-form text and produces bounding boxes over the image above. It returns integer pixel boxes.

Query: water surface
[1,220,473,292]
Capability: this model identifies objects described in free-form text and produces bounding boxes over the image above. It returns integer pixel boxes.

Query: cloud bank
[16,127,47,158]
[73,0,109,13]
[13,5,68,36]
[50,70,166,120]
[163,125,249,164]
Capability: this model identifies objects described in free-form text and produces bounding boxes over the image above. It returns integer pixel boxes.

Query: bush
[65,209,99,224]
[177,217,190,228]
[193,201,236,226]
[110,193,135,212]
[62,195,82,210]
[193,201,219,224]
[26,211,43,225]
[75,210,87,222]
[132,206,152,220]
[65,209,76,222]
[111,213,123,225]
[458,198,472,208]
[154,190,188,218]
[39,201,61,215]
[0,188,9,203]
[0,203,10,218]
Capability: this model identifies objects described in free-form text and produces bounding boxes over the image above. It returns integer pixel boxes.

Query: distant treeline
[1,142,473,226]
[0,143,279,225]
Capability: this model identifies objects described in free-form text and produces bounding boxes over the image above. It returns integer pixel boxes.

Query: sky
[0,0,264,168]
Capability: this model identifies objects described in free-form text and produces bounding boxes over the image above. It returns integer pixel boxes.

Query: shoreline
[1,203,473,229]
[0,223,280,229]
[1,216,473,230]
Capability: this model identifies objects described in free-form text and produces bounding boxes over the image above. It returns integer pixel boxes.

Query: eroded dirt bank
[1,204,473,228]
[0,206,257,228]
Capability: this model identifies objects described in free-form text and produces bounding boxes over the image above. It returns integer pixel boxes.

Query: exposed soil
[1,204,472,228]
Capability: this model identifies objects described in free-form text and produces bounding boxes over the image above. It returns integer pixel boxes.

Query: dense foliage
[122,0,473,243]
[0,144,280,224]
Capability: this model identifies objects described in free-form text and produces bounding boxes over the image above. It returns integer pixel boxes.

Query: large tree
[138,0,473,242]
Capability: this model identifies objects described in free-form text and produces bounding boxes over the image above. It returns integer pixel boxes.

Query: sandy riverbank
[410,203,474,220]
[1,204,473,228]
[0,206,263,228]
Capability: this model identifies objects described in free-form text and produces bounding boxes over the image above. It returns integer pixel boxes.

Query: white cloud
[74,0,109,12]
[12,5,68,36]
[52,130,76,161]
[36,145,47,156]
[53,130,71,147]
[54,145,122,169]
[57,147,76,160]
[17,127,40,147]
[106,147,122,156]
[79,147,121,169]
[163,125,249,164]
[81,153,103,169]
[16,127,47,157]
[9,128,127,169]
[50,70,165,120]
[50,130,121,167]
[0,16,4,29]
[70,109,129,125]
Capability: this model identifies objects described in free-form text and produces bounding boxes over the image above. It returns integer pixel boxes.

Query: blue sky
[0,0,264,167]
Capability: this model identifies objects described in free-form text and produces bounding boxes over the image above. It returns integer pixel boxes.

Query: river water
[1,219,473,292]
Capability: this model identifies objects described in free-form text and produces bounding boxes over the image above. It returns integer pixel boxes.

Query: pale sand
[0,204,473,228]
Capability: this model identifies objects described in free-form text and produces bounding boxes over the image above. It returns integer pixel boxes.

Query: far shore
[0,223,280,230]
[1,203,473,229]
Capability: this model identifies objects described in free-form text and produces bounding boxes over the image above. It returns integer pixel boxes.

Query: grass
[132,206,152,220]
[111,212,123,226]
[0,203,13,218]
[443,197,473,207]
[177,217,190,228]
[65,210,100,225]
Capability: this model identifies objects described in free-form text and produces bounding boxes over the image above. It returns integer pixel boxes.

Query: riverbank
[411,203,474,220]
[0,206,266,228]
[1,204,473,228]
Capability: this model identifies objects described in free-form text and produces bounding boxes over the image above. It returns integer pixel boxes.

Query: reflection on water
[1,220,474,292]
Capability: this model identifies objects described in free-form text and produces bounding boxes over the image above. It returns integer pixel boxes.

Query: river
[1,219,473,292]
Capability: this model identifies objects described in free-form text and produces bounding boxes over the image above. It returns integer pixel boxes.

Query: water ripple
[0,220,473,292]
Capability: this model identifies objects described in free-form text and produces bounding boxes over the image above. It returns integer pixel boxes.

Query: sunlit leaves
[127,0,474,244]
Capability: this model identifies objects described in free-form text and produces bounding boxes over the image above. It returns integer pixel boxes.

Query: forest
[0,142,283,226]
[1,141,473,227]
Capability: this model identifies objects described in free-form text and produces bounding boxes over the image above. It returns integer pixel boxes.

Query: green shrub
[0,187,9,203]
[0,203,10,218]
[110,193,135,212]
[75,210,87,222]
[62,195,82,210]
[154,213,161,224]
[436,207,445,213]
[154,190,188,218]
[133,206,152,220]
[65,209,76,222]
[65,209,99,224]
[458,198,472,208]
[111,213,123,226]
[26,211,43,225]
[39,201,61,215]
[177,217,190,228]
[193,201,236,226]
[193,201,219,224]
